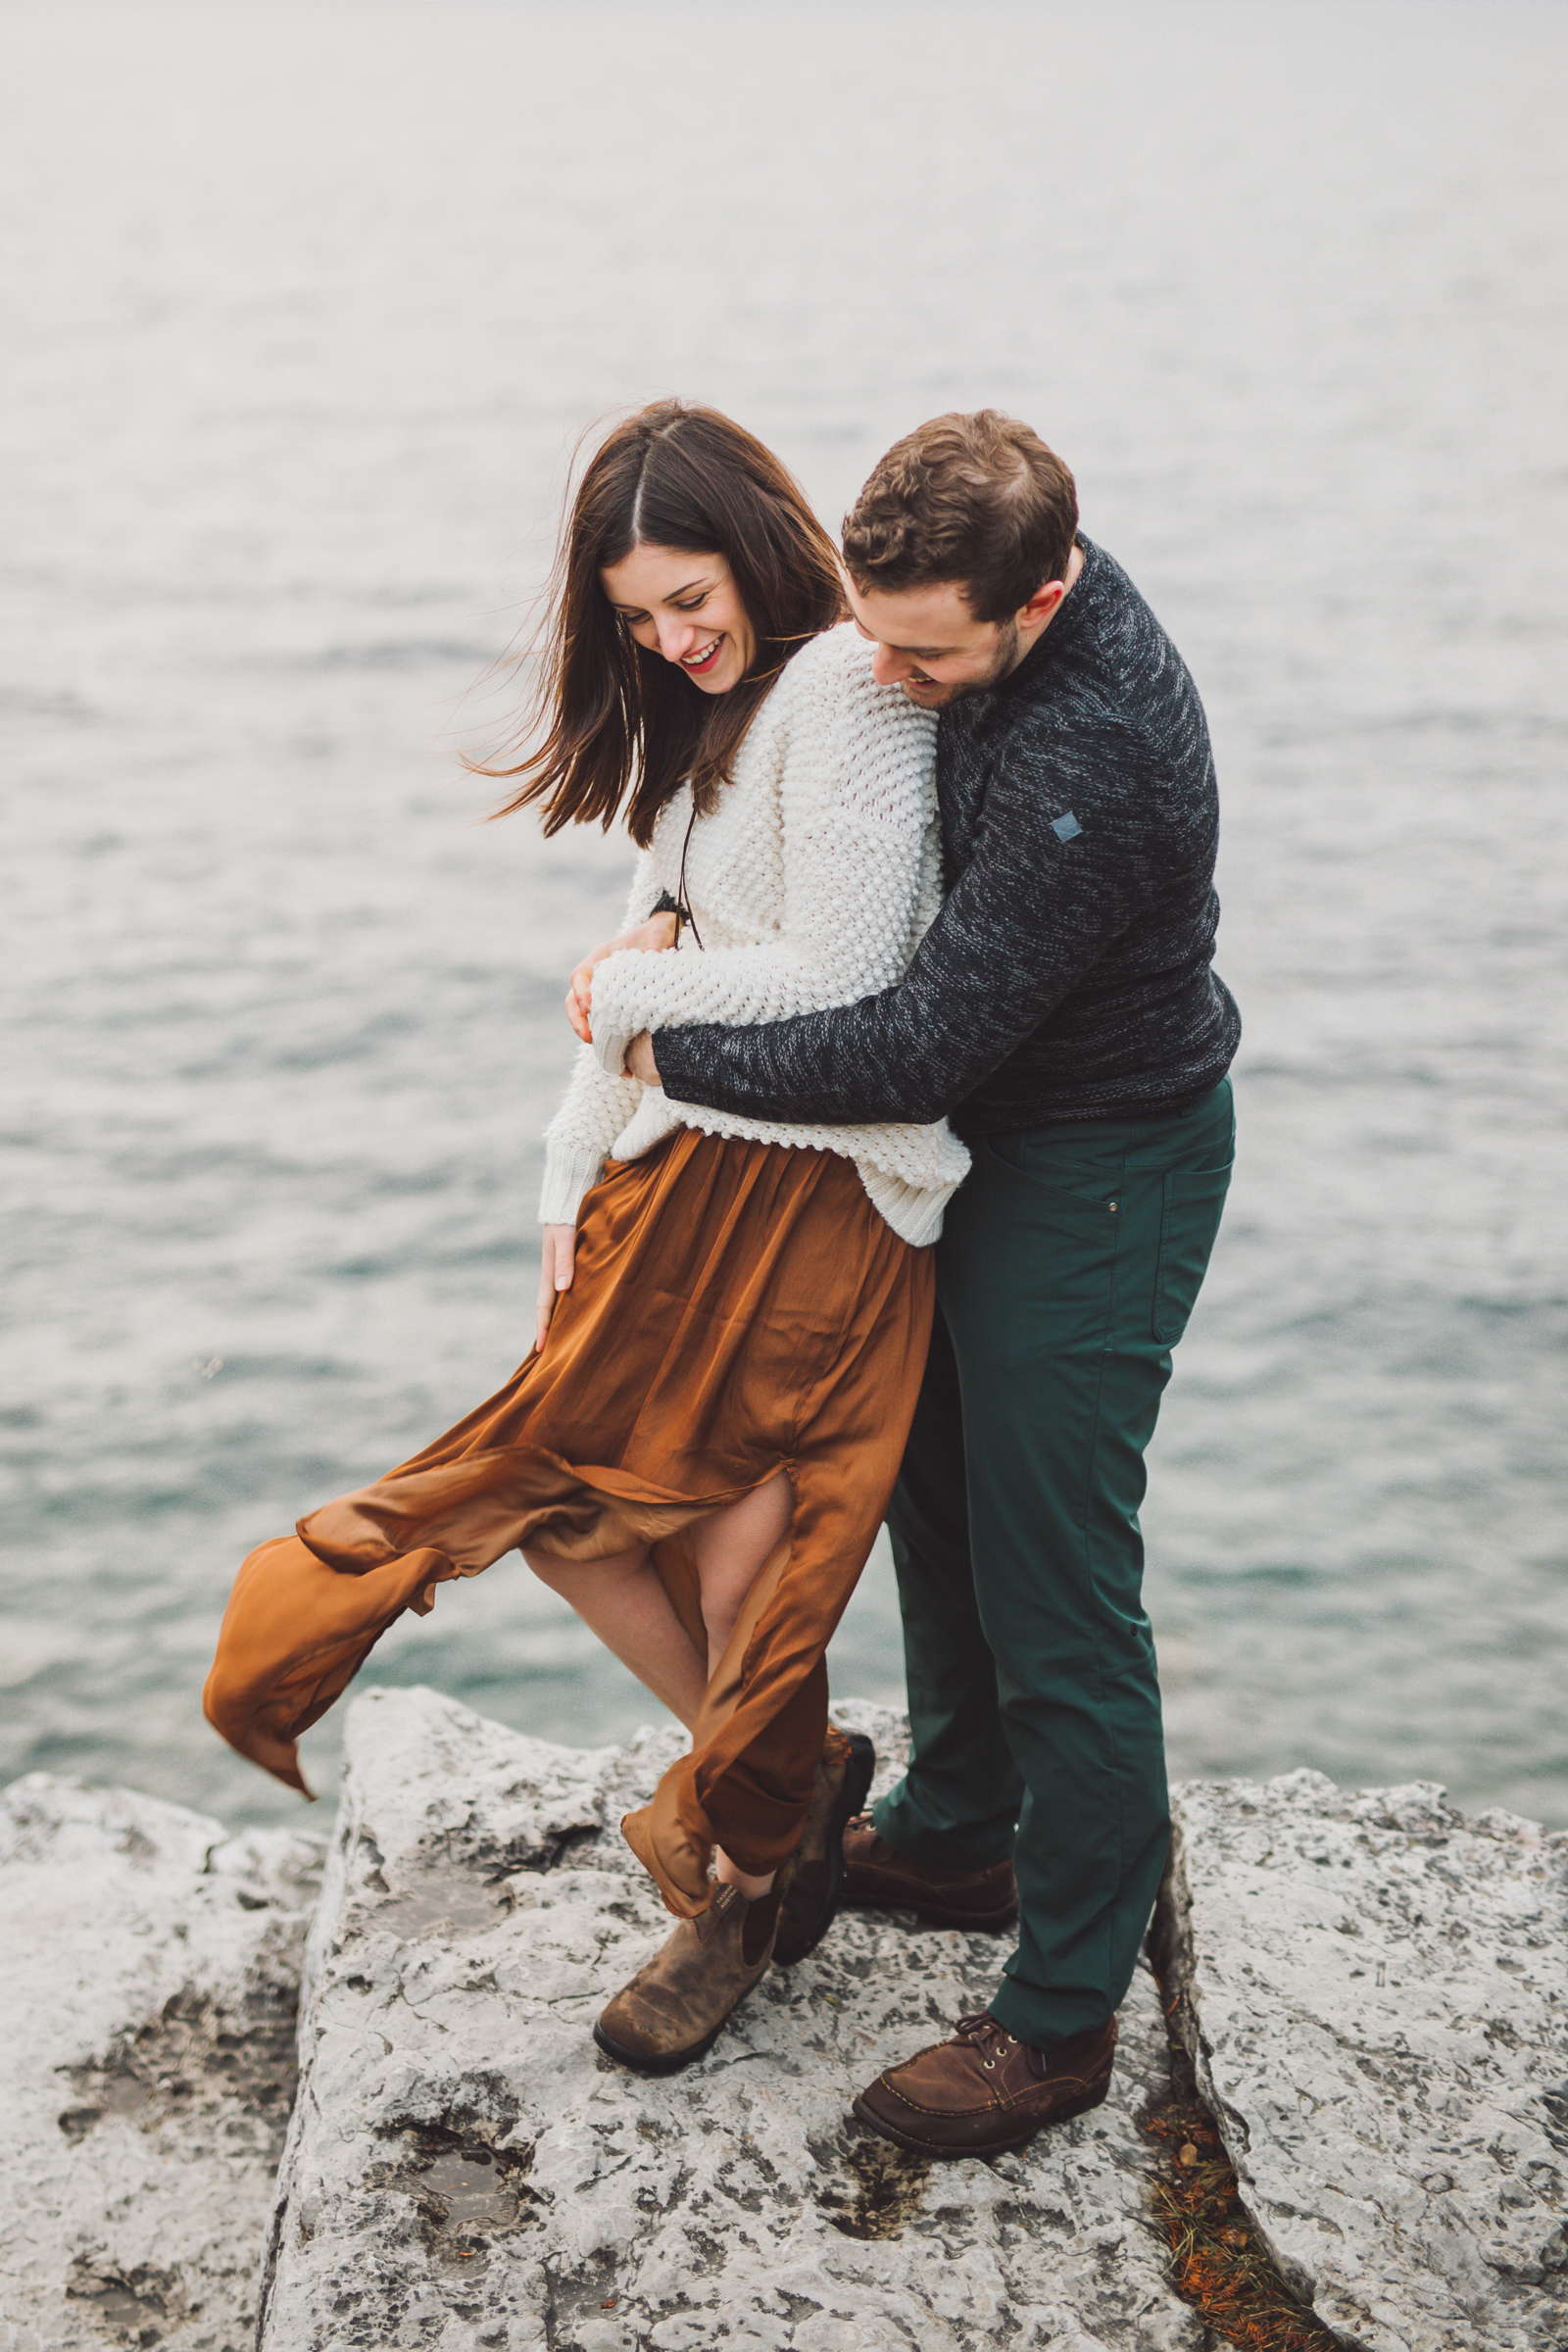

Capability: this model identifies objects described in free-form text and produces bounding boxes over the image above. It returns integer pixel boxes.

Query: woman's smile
[680,633,725,673]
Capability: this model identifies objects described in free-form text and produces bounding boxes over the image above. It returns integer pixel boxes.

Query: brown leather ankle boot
[841,1813,1019,1932]
[773,1727,875,1967]
[854,2013,1117,2157]
[593,1884,781,2075]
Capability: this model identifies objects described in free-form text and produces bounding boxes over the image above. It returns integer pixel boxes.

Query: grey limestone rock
[259,1684,1200,2352]
[1156,1768,1568,2351]
[0,1773,324,2352]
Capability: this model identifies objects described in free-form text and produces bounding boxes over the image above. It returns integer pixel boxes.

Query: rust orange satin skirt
[203,1128,934,1916]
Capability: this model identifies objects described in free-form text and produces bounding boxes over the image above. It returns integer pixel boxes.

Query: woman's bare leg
[521,1544,708,1729]
[525,1471,794,1901]
[693,1472,794,1678]
[692,1472,794,1896]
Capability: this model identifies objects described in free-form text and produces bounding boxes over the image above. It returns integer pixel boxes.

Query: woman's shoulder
[770,622,936,749]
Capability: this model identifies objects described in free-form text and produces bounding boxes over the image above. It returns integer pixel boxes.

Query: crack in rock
[1153,1768,1568,2351]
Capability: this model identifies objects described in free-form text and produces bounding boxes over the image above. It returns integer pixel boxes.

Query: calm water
[3,1,1565,1830]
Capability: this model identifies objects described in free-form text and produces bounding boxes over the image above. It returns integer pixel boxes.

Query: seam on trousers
[1071,1151,1129,1991]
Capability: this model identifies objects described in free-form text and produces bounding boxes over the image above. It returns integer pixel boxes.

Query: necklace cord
[674,797,704,952]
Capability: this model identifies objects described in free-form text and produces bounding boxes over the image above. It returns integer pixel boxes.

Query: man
[611,411,1240,2155]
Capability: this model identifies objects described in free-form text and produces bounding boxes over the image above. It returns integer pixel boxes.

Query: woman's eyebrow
[609,574,712,613]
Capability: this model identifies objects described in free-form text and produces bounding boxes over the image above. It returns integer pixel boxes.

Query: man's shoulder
[995,544,1209,788]
[1072,543,1202,721]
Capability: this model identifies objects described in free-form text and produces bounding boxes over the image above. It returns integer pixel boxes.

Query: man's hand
[536,1223,576,1352]
[565,911,677,1044]
[623,1031,662,1086]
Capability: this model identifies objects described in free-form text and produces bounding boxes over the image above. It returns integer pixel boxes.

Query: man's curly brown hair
[842,411,1079,624]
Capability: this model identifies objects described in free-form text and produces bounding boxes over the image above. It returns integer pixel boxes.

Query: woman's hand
[536,1223,577,1352]
[565,910,678,1044]
[622,1032,662,1086]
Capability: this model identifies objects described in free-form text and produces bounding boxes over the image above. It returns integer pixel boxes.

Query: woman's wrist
[539,1143,604,1228]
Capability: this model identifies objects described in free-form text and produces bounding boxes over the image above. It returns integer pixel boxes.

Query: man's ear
[1018,578,1067,630]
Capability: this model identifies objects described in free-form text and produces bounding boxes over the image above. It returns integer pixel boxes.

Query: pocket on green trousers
[1152,1164,1233,1344]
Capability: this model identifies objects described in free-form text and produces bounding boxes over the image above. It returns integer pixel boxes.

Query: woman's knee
[700,1582,745,1651]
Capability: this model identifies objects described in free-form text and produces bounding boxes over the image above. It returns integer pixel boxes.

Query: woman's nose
[655,615,698,663]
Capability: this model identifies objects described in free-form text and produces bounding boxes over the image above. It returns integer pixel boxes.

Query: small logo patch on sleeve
[1052,811,1083,843]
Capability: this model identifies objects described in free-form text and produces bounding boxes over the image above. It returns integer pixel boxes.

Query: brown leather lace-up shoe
[772,1727,875,1967]
[841,1814,1019,1933]
[593,1884,780,2076]
[854,2012,1117,2157]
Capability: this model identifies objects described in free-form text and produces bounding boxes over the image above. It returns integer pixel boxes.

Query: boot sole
[772,1732,876,1968]
[592,2017,725,2077]
[850,2078,1108,2157]
[843,1889,1020,1935]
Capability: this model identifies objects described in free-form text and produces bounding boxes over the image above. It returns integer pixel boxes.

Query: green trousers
[876,1079,1234,2048]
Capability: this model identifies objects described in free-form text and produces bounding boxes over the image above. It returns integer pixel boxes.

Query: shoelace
[955,2012,1019,2073]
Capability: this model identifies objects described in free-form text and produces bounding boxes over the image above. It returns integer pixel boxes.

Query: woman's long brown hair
[478,401,845,847]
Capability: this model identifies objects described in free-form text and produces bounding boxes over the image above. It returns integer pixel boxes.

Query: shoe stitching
[879,2070,1098,2121]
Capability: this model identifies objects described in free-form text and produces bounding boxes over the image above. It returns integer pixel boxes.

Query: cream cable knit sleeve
[536,853,658,1227]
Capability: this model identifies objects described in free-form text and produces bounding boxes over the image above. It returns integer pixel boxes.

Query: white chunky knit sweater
[539,624,971,1249]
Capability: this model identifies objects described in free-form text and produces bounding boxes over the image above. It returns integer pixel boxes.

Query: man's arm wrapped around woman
[583,627,941,1077]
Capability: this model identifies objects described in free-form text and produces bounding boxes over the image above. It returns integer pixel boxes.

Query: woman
[204,401,968,2072]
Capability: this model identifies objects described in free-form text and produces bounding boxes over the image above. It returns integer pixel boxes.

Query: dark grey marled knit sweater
[654,537,1241,1138]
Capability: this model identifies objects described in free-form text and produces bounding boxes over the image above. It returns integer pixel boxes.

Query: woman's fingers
[564,975,593,1043]
[535,1224,577,1352]
[565,944,615,1042]
[566,938,617,1041]
[564,914,679,1041]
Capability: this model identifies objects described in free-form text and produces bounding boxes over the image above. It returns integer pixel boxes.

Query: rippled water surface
[4,0,1565,1827]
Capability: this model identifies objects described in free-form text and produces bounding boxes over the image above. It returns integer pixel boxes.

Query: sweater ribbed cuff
[539,1144,605,1228]
[589,1024,633,1082]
